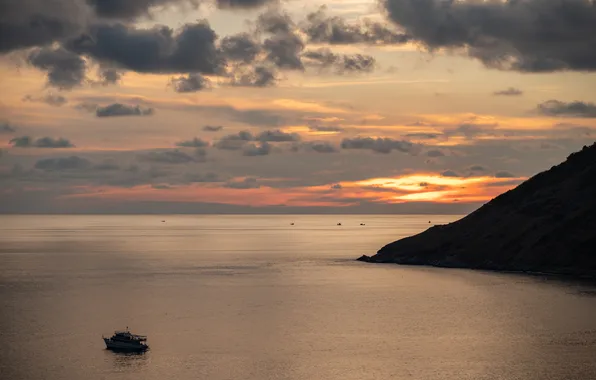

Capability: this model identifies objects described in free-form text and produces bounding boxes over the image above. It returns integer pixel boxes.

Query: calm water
[0,215,595,380]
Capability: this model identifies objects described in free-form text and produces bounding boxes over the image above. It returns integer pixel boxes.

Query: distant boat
[337,223,342,226]
[103,328,149,352]
[360,223,365,226]
[290,223,294,225]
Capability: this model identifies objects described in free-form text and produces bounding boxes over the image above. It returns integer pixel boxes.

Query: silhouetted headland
[358,143,596,279]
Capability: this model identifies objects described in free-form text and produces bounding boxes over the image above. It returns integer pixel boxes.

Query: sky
[0,0,595,214]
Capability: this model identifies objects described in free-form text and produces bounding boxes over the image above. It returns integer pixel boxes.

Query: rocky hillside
[359,143,596,278]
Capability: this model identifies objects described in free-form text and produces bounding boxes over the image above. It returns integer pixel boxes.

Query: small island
[358,142,596,279]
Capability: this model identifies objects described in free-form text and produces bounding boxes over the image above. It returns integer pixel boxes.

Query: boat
[103,328,149,352]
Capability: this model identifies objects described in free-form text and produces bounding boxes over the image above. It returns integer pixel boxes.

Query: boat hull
[103,338,149,352]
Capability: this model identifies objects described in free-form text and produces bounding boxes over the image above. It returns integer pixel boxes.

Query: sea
[1,214,595,380]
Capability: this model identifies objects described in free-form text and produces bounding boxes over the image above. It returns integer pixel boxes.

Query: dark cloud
[494,171,516,178]
[303,48,376,73]
[382,0,596,72]
[170,73,211,92]
[537,100,596,118]
[224,177,260,189]
[441,170,460,178]
[263,31,305,70]
[220,33,261,63]
[96,103,154,117]
[447,123,497,138]
[203,125,223,132]
[34,156,90,171]
[10,136,75,148]
[87,0,199,19]
[66,21,223,74]
[0,0,273,55]
[468,165,487,172]
[93,161,120,171]
[97,68,121,85]
[0,0,88,53]
[185,172,220,183]
[138,150,197,164]
[303,6,409,45]
[23,93,68,107]
[300,141,339,153]
[214,131,254,150]
[243,142,272,156]
[330,183,342,190]
[494,87,523,96]
[426,149,444,157]
[341,137,417,154]
[176,137,209,148]
[256,129,300,142]
[257,8,295,35]
[406,133,440,139]
[0,122,17,134]
[308,125,343,133]
[216,0,274,9]
[27,47,87,89]
[227,65,278,87]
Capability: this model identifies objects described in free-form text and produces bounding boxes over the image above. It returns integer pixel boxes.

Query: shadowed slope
[360,143,596,277]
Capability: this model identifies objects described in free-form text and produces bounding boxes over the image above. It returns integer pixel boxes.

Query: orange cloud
[62,172,525,207]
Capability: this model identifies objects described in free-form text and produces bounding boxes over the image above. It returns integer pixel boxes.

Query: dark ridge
[359,142,596,279]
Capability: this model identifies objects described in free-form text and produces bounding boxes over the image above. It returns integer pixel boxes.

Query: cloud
[406,133,440,139]
[494,171,515,178]
[93,161,120,171]
[330,183,342,190]
[10,136,75,148]
[23,93,68,107]
[257,8,295,35]
[87,0,199,19]
[300,141,339,153]
[0,122,16,134]
[302,6,409,45]
[216,0,274,9]
[27,47,87,89]
[220,33,261,63]
[441,170,460,178]
[382,0,596,72]
[227,65,278,87]
[426,149,444,157]
[176,137,209,148]
[34,156,91,171]
[170,73,211,92]
[138,150,197,164]
[263,31,305,70]
[537,100,596,118]
[66,21,223,75]
[256,129,300,142]
[303,48,376,73]
[494,87,523,96]
[243,142,272,156]
[341,137,417,154]
[203,125,223,132]
[0,0,88,53]
[97,68,121,85]
[96,103,154,117]
[308,125,343,133]
[185,172,220,183]
[214,131,254,150]
[468,165,487,172]
[446,122,497,138]
[224,177,260,189]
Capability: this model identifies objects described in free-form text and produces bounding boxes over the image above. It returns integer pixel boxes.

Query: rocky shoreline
[357,143,596,279]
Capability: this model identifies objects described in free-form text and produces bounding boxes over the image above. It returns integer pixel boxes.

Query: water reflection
[104,350,149,371]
